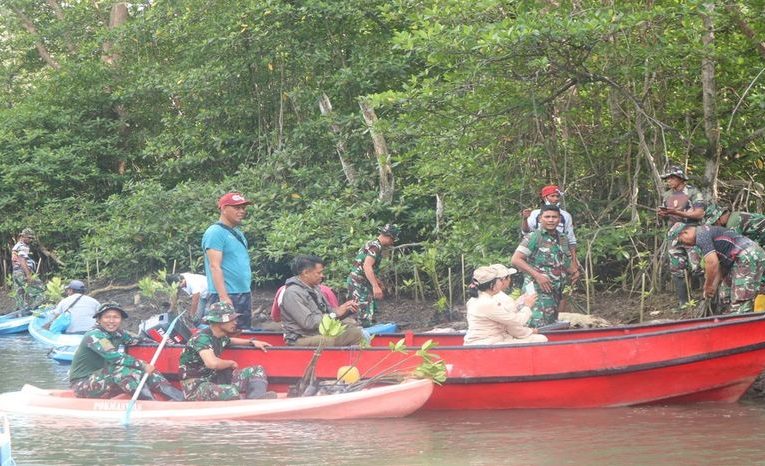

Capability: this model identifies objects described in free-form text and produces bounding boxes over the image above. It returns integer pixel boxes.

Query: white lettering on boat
[92,401,139,411]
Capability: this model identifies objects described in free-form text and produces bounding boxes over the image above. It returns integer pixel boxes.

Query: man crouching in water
[69,303,184,401]
[179,302,275,400]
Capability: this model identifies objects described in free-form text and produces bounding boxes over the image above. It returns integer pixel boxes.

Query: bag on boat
[48,312,71,334]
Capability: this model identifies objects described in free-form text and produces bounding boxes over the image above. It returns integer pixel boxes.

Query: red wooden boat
[0,379,433,423]
[130,313,765,409]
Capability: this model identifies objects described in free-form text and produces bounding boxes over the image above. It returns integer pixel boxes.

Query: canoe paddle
[121,310,186,426]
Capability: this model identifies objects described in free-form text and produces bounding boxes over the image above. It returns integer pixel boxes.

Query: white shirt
[52,293,100,333]
[180,273,209,299]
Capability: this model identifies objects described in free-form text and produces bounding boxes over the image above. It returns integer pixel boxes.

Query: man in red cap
[521,185,578,270]
[201,192,254,329]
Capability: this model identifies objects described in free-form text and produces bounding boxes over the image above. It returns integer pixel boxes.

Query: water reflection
[3,333,765,465]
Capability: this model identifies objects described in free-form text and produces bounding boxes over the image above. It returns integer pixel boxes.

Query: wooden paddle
[121,310,186,426]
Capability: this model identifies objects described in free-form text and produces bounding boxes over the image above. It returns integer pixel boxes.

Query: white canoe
[0,379,433,423]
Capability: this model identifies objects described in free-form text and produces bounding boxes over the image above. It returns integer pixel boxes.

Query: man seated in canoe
[668,222,765,314]
[69,303,184,401]
[280,255,364,346]
[464,265,547,345]
[179,302,275,400]
[44,280,99,333]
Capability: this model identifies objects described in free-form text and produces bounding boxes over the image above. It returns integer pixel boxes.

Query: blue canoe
[49,346,77,365]
[28,311,84,348]
[0,414,14,466]
[0,312,34,335]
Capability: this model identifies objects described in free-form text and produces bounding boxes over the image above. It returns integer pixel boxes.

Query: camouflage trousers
[12,272,44,310]
[347,281,376,327]
[71,364,171,398]
[668,245,702,278]
[182,365,267,401]
[524,276,564,328]
[717,245,765,314]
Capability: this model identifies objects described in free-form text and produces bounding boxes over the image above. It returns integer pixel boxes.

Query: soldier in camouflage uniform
[657,165,707,307]
[346,224,399,326]
[69,303,184,400]
[704,204,765,248]
[512,205,579,327]
[669,222,765,314]
[179,302,274,401]
[10,228,44,310]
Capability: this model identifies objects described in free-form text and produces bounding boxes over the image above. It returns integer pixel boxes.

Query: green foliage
[318,314,347,337]
[43,277,65,305]
[1,0,765,300]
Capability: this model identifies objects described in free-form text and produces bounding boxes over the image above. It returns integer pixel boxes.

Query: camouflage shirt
[662,185,706,225]
[179,328,230,380]
[347,239,383,286]
[69,326,143,381]
[727,212,765,248]
[515,229,571,281]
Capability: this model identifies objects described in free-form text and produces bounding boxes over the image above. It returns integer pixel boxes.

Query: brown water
[3,333,765,465]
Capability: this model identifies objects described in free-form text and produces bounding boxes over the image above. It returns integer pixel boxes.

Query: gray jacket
[280,277,332,343]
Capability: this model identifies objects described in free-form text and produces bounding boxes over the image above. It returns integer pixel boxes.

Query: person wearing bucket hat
[179,302,275,401]
[69,303,184,401]
[45,279,100,334]
[346,223,400,326]
[10,228,40,309]
[521,185,578,267]
[202,191,255,329]
[671,224,765,315]
[464,266,547,345]
[657,164,707,307]
[512,205,578,328]
[704,204,765,250]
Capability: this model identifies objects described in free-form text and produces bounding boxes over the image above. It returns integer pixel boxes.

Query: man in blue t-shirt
[201,192,254,329]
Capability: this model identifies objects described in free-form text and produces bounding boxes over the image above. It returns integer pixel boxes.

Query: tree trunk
[102,3,128,65]
[12,8,61,70]
[701,3,720,199]
[318,93,358,185]
[359,98,394,203]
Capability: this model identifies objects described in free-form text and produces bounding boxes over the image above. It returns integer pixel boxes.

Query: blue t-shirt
[201,223,252,294]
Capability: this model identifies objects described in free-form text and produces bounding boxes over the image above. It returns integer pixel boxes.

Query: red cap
[217,192,253,209]
[540,185,561,198]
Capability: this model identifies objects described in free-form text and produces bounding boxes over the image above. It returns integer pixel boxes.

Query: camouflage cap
[21,228,35,239]
[703,203,727,225]
[204,302,241,323]
[666,222,690,246]
[378,223,400,240]
[660,165,688,181]
[94,302,128,319]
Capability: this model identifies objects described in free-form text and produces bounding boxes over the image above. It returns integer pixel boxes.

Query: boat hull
[28,312,83,347]
[130,313,765,410]
[0,313,33,335]
[0,379,433,423]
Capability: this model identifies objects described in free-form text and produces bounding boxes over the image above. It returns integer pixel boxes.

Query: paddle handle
[122,310,186,426]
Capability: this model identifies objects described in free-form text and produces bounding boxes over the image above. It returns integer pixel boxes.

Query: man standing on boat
[512,205,579,327]
[202,192,254,329]
[70,303,184,401]
[46,280,99,333]
[179,302,274,400]
[657,165,707,308]
[283,255,364,346]
[668,222,765,314]
[346,224,399,326]
[11,228,42,310]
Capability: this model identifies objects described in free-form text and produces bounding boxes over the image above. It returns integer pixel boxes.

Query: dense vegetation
[1,0,764,302]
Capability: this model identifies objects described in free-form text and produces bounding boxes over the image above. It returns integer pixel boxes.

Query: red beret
[540,185,561,198]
